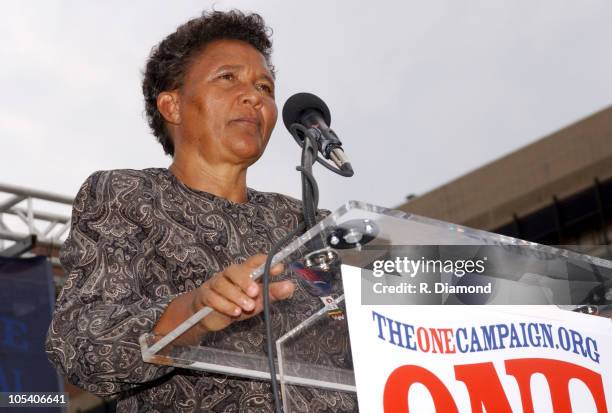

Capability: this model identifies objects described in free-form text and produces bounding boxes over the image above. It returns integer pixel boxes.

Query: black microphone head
[282,92,331,131]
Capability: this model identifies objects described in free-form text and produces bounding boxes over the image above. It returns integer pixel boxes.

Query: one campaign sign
[342,264,612,412]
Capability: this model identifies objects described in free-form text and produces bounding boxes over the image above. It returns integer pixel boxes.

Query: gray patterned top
[45,168,357,412]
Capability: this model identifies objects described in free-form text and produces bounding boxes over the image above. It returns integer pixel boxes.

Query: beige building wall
[397,105,612,231]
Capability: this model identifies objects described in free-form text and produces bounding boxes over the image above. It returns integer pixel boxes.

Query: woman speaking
[45,10,356,413]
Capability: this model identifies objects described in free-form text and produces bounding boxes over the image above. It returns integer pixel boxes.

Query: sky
[1,0,612,222]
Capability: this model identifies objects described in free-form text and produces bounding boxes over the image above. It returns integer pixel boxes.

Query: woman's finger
[223,255,284,298]
[223,264,260,298]
[197,284,243,317]
[269,280,296,301]
[209,273,256,312]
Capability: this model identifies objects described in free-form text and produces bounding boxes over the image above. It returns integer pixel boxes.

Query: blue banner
[0,256,63,399]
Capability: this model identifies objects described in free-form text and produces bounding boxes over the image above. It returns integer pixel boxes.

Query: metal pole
[0,182,74,205]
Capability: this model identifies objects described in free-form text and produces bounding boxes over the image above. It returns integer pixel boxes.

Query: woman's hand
[193,254,295,332]
[153,254,295,342]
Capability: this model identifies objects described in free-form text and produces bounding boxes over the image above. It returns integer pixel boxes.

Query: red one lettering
[384,365,458,413]
[455,362,513,413]
[383,358,608,413]
[505,358,607,413]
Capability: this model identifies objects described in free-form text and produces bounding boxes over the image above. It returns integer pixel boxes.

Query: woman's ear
[157,91,181,125]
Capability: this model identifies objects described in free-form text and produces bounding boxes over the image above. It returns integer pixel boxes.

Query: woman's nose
[239,84,263,108]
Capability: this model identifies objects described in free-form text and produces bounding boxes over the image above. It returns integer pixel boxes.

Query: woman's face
[172,39,277,167]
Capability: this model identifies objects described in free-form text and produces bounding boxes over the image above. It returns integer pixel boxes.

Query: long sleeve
[45,171,175,397]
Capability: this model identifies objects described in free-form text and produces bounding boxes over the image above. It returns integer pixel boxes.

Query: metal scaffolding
[0,182,73,261]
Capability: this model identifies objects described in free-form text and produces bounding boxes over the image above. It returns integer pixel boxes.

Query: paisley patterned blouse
[45,168,357,412]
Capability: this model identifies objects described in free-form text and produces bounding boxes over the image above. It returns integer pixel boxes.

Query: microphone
[282,92,353,174]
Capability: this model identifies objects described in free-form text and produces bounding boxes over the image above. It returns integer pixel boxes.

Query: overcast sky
[2,0,612,217]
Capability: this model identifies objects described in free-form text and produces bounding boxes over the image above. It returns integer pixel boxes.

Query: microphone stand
[262,124,346,413]
[299,127,320,228]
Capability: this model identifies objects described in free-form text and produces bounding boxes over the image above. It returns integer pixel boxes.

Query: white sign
[341,264,612,412]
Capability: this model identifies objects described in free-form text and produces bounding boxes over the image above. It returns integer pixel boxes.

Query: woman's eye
[219,73,235,81]
[256,83,273,94]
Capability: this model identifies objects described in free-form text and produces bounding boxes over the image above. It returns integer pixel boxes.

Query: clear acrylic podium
[140,201,612,412]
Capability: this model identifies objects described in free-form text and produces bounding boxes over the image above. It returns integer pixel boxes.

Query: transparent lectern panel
[139,259,346,384]
[318,202,612,307]
[276,295,356,412]
[140,201,612,389]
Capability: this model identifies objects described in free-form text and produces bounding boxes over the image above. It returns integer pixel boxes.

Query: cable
[264,122,354,412]
[263,124,319,412]
[289,124,354,177]
[262,221,306,413]
[295,166,319,209]
[300,128,319,230]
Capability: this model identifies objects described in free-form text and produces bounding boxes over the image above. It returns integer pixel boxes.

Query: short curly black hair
[142,10,274,156]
